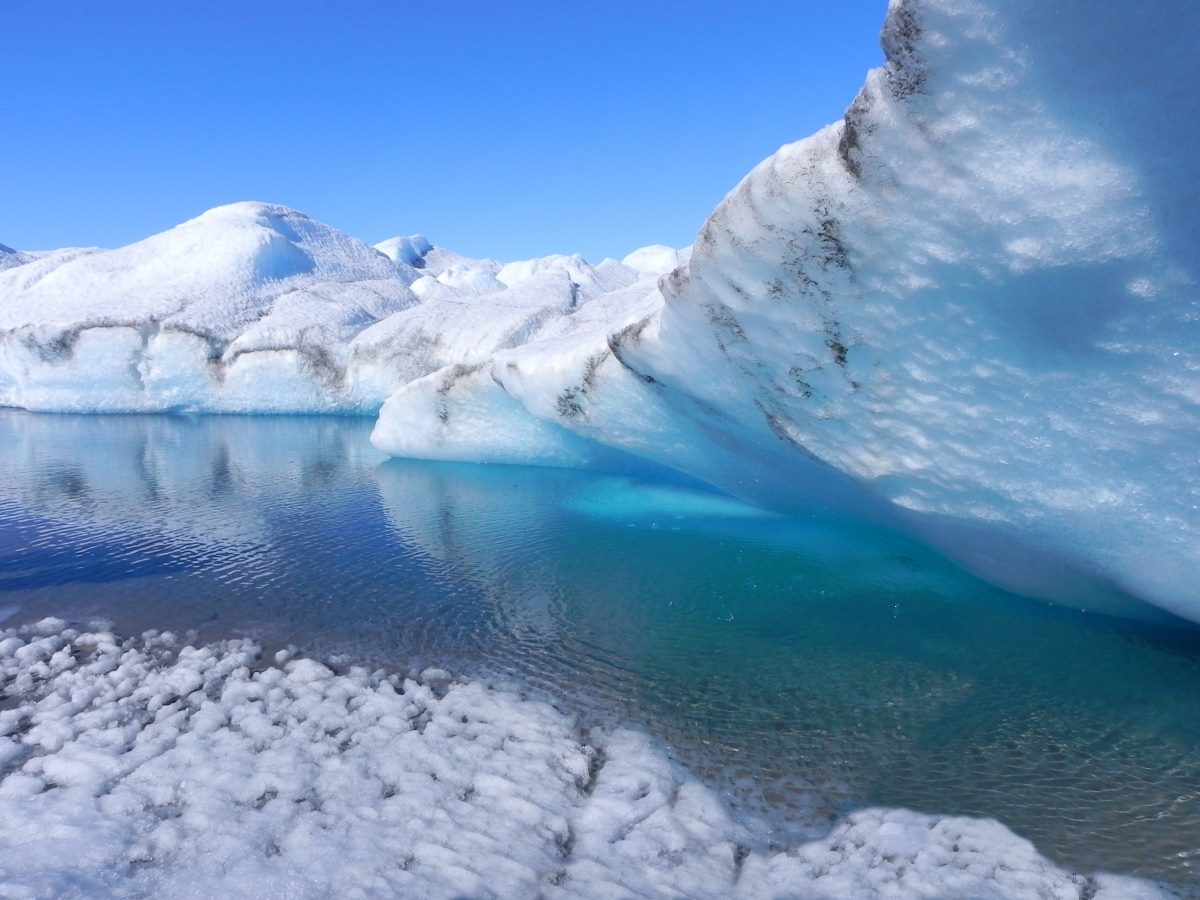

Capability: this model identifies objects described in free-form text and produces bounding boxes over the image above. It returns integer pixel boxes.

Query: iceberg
[373,0,1200,624]
[1,0,1197,623]
[0,205,672,416]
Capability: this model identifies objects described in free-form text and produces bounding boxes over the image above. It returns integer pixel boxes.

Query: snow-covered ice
[0,619,1171,899]
[0,206,674,416]
[0,203,419,413]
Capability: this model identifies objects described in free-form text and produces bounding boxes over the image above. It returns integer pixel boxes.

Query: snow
[2,0,1199,625]
[0,619,1169,899]
[373,233,432,267]
[0,209,673,415]
[0,244,33,272]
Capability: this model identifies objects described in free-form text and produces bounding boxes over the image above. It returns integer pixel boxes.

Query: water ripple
[0,410,1198,886]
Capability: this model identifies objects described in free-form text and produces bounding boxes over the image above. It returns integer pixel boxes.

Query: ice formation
[377,0,1200,624]
[1,0,1198,624]
[0,203,425,413]
[0,244,32,272]
[0,619,1168,899]
[0,208,671,416]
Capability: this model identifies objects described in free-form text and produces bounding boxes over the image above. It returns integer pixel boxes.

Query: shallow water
[1,410,1198,886]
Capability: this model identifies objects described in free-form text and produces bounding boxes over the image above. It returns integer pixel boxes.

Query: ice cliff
[2,0,1198,623]
[376,0,1200,624]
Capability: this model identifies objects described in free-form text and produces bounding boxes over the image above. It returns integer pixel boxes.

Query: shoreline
[0,617,1180,899]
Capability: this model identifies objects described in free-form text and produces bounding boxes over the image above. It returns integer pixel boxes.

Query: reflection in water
[0,410,1198,885]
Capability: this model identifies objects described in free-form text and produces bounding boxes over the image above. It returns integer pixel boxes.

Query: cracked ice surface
[0,620,1169,899]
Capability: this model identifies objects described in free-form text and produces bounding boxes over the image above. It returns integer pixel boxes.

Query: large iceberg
[0,205,673,416]
[0,244,33,272]
[376,0,1200,623]
[2,0,1198,622]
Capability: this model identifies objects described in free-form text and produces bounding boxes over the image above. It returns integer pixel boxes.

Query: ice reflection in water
[0,410,1197,886]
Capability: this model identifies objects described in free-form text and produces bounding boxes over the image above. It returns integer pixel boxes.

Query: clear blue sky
[1,1,885,261]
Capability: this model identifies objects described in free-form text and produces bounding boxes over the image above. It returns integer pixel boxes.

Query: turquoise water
[1,410,1198,885]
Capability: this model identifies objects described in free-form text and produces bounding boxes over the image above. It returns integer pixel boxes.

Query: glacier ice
[0,205,674,416]
[377,0,1200,624]
[373,233,433,267]
[2,0,1199,625]
[0,619,1170,899]
[0,202,425,413]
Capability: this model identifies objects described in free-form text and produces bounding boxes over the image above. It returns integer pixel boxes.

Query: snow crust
[0,619,1167,899]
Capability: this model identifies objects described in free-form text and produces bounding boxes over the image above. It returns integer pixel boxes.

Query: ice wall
[631,0,1200,620]
[375,0,1200,622]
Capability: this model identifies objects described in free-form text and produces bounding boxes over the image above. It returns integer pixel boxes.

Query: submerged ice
[1,0,1198,625]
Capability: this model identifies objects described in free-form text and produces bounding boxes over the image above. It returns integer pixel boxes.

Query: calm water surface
[1,411,1198,886]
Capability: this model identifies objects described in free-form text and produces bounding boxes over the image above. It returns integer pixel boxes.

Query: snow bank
[0,619,1167,899]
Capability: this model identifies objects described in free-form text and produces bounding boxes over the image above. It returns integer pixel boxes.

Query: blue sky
[2,1,885,261]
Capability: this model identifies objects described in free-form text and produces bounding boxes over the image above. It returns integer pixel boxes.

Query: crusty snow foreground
[0,619,1167,899]
[3,0,1199,626]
